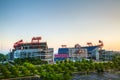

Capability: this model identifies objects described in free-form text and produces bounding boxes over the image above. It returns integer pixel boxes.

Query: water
[72,72,120,80]
[2,72,120,80]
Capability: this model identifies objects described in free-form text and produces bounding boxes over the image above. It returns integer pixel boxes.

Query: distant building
[99,50,120,61]
[7,49,14,61]
[54,48,69,61]
[69,48,88,61]
[82,46,100,61]
[54,44,102,62]
[8,37,54,63]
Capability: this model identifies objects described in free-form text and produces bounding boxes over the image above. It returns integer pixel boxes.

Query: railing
[1,75,40,80]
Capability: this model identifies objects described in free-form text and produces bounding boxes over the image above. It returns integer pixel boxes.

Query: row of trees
[14,57,48,65]
[0,62,72,80]
[0,54,120,79]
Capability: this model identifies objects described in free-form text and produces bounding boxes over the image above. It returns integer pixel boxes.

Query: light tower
[61,45,67,48]
[31,37,42,43]
[87,42,93,46]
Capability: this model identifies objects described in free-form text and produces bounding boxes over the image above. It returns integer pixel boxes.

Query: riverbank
[72,71,120,80]
[2,71,120,80]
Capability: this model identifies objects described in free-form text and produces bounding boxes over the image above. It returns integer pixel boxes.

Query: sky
[0,0,120,54]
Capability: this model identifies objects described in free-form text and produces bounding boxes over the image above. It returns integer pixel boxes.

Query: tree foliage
[14,58,48,65]
[0,56,120,79]
[0,53,6,62]
[0,64,11,78]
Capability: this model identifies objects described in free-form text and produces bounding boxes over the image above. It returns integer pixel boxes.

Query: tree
[36,66,43,74]
[0,65,11,78]
[52,64,62,73]
[66,63,75,71]
[14,58,22,65]
[77,65,82,71]
[19,66,30,76]
[63,71,72,80]
[56,67,63,73]
[46,65,54,73]
[14,58,46,65]
[56,60,59,64]
[83,63,90,74]
[64,59,68,64]
[89,59,93,63]
[23,62,37,75]
[95,63,104,73]
[60,60,64,64]
[0,53,6,62]
[10,66,20,77]
[89,63,95,72]
[112,54,120,70]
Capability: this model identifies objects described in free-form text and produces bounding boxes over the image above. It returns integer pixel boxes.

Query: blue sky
[0,0,120,54]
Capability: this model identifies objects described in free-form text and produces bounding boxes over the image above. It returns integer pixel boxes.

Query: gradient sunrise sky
[0,0,120,54]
